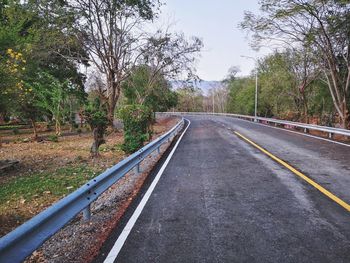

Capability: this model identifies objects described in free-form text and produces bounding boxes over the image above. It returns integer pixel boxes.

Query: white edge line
[226,117,350,148]
[103,119,191,263]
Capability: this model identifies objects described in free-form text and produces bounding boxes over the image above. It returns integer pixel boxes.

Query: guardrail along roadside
[158,112,350,140]
[0,118,185,263]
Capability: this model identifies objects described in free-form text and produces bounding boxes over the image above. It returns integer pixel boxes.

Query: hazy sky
[158,0,270,81]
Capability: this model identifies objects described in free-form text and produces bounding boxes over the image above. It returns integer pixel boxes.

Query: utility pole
[254,70,258,122]
[212,90,215,113]
[241,55,258,122]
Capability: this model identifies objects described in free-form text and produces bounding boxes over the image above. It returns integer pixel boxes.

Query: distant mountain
[170,80,224,96]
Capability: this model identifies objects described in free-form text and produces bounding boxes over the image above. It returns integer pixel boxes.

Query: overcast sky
[157,0,270,81]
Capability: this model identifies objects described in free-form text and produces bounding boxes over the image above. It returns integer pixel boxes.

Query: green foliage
[122,65,178,112]
[47,134,59,142]
[0,1,87,134]
[31,72,68,134]
[175,86,203,112]
[0,125,24,130]
[240,0,350,127]
[83,100,109,130]
[118,104,152,153]
[227,50,337,123]
[257,52,296,117]
[227,77,255,115]
[82,97,109,156]
[12,127,19,135]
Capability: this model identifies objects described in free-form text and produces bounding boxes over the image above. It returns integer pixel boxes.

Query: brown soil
[0,117,179,239]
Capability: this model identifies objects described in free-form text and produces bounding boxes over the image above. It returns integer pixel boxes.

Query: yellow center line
[234,131,350,212]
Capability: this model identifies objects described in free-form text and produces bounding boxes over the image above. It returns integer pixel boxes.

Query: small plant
[12,128,20,135]
[77,128,82,135]
[47,135,59,142]
[0,125,23,131]
[113,144,123,152]
[46,122,53,132]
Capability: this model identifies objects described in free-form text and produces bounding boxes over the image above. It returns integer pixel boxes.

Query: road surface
[99,115,350,263]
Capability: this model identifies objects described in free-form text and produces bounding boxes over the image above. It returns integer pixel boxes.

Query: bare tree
[66,0,158,125]
[123,31,203,106]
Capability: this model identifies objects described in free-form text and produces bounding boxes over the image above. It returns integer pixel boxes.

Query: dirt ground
[0,117,179,238]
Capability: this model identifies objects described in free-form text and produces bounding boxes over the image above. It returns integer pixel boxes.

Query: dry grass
[0,117,178,237]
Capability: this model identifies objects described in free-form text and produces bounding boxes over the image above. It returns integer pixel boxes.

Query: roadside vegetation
[0,0,201,236]
[174,0,349,129]
[0,117,178,236]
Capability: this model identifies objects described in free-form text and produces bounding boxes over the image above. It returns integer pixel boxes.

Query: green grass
[0,125,26,131]
[0,165,101,205]
[99,143,123,152]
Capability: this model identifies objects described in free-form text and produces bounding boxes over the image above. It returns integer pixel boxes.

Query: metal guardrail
[158,112,350,139]
[0,118,185,263]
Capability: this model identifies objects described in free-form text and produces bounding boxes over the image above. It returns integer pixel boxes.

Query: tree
[122,65,178,112]
[0,0,87,131]
[83,97,108,157]
[0,1,33,124]
[49,0,202,126]
[0,50,17,124]
[60,0,159,125]
[241,0,350,128]
[32,73,71,136]
[175,86,204,112]
[285,47,319,122]
[227,77,256,115]
[223,66,240,83]
[141,31,203,83]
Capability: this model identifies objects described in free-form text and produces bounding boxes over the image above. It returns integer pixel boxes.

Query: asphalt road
[103,116,350,263]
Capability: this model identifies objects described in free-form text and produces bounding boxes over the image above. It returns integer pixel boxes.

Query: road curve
[101,115,350,263]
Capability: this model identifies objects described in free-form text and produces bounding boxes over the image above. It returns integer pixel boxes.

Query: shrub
[0,125,23,131]
[46,123,53,132]
[118,104,153,154]
[47,135,59,142]
[82,99,109,157]
[12,128,20,135]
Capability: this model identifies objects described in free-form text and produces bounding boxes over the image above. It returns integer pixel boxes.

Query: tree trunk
[55,119,61,136]
[0,113,5,125]
[30,118,38,140]
[106,73,122,128]
[341,100,349,129]
[301,92,309,124]
[0,113,3,147]
[107,99,116,128]
[90,126,106,158]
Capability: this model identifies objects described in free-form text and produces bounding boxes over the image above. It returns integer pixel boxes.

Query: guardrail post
[304,128,308,133]
[157,146,160,154]
[83,205,91,221]
[329,132,333,139]
[136,163,141,173]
